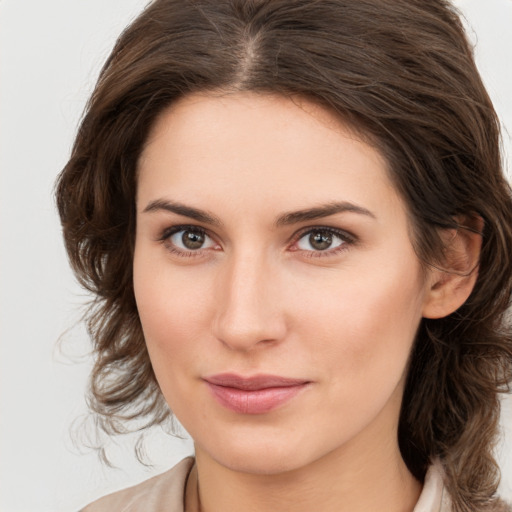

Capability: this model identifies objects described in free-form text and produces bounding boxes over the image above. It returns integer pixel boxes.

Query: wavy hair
[56,1,512,510]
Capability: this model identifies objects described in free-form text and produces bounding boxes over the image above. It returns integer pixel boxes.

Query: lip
[203,373,311,414]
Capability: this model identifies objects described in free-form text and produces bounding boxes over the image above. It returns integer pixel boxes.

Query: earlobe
[422,215,484,319]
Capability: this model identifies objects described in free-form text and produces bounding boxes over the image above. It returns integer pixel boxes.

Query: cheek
[296,259,426,387]
[286,265,426,450]
[134,238,213,329]
[132,248,211,384]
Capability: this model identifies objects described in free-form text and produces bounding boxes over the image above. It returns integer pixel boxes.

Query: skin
[133,92,476,512]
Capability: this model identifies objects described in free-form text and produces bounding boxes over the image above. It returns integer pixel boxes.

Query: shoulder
[414,459,452,512]
[489,499,512,512]
[415,460,511,512]
[80,457,195,512]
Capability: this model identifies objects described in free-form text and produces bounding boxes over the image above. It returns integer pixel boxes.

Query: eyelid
[157,224,210,242]
[288,226,357,255]
[156,223,357,259]
[157,224,220,257]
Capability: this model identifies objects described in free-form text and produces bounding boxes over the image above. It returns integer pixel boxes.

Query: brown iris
[309,230,333,250]
[182,230,205,249]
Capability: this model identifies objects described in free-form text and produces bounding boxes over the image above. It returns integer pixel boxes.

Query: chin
[194,425,339,476]
[211,448,313,476]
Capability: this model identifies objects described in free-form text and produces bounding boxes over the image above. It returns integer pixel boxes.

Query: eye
[293,228,352,254]
[161,226,218,254]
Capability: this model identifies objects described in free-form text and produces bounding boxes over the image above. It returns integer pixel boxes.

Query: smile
[203,374,311,414]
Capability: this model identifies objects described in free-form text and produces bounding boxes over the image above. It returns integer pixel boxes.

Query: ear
[422,215,483,319]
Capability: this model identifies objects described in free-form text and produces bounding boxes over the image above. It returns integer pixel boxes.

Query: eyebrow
[142,199,375,227]
[275,201,376,226]
[143,199,222,226]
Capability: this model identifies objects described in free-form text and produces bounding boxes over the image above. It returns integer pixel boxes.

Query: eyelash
[158,225,219,259]
[291,226,356,258]
[157,224,356,259]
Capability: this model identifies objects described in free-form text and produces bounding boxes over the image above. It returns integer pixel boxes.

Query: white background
[0,0,511,511]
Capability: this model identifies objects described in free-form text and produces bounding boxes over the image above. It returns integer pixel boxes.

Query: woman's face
[134,92,432,474]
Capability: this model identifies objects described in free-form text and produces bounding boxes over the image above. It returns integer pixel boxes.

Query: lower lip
[206,383,309,414]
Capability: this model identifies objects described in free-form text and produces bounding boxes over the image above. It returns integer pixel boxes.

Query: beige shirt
[81,457,452,512]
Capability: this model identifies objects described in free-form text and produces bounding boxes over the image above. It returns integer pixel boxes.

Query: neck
[186,429,421,512]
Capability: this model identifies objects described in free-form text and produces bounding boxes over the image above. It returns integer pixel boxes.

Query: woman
[56,0,512,511]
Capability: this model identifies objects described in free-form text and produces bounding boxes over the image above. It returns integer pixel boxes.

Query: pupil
[182,230,204,250]
[310,231,332,250]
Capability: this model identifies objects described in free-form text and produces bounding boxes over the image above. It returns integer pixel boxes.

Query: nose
[212,251,287,351]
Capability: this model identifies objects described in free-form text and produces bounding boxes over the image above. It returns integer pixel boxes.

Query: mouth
[203,373,311,414]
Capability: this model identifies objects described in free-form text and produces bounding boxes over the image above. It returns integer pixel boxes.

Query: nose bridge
[213,248,285,350]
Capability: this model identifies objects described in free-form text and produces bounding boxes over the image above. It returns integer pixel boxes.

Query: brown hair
[56,1,512,510]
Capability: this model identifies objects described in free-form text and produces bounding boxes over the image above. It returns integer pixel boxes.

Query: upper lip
[204,373,310,391]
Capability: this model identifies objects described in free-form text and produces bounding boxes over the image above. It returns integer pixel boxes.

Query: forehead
[141,92,378,167]
[137,92,404,222]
